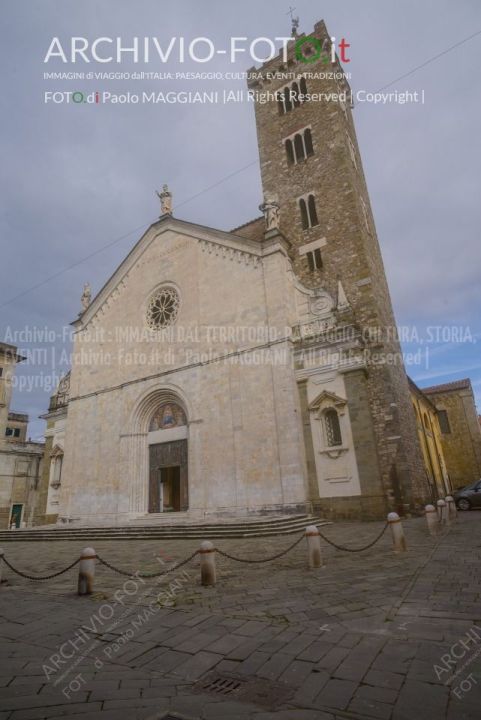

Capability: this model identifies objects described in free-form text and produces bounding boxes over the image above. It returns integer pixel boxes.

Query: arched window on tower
[307,194,319,226]
[304,128,314,156]
[285,138,295,165]
[299,194,319,230]
[299,198,309,230]
[300,76,308,95]
[285,128,315,165]
[294,133,305,162]
[325,409,342,447]
[291,81,301,108]
[284,89,292,113]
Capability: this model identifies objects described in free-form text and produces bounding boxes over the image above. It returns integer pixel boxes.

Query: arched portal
[147,401,188,513]
[127,386,190,515]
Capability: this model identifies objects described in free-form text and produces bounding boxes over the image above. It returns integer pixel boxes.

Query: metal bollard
[199,541,216,586]
[425,505,438,536]
[445,496,457,522]
[78,547,96,596]
[437,499,447,524]
[388,512,407,552]
[305,525,322,568]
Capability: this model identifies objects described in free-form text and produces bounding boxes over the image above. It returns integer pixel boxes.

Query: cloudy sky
[1,0,480,439]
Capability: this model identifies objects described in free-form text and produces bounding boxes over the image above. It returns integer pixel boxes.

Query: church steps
[0,515,328,541]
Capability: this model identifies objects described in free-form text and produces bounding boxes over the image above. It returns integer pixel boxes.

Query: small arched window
[304,128,314,156]
[277,92,285,115]
[294,133,305,163]
[285,138,294,165]
[325,409,342,447]
[291,82,300,108]
[299,198,309,230]
[300,76,307,95]
[308,194,319,226]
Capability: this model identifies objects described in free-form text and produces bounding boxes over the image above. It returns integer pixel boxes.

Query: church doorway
[158,466,181,512]
[148,439,188,513]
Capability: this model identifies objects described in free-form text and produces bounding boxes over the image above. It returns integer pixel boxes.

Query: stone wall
[424,382,481,490]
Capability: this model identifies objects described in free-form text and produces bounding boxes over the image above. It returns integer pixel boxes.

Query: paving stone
[348,696,393,719]
[314,678,358,711]
[278,660,315,687]
[363,669,405,690]
[257,652,293,681]
[227,638,264,661]
[355,684,398,704]
[316,647,350,673]
[171,650,223,680]
[9,702,103,719]
[205,633,247,655]
[297,640,333,663]
[292,669,330,705]
[237,650,271,675]
[393,680,449,720]
[234,621,270,637]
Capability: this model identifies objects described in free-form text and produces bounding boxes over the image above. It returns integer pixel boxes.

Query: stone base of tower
[313,495,389,522]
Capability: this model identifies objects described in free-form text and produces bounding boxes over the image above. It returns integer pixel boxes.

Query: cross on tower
[286,6,299,37]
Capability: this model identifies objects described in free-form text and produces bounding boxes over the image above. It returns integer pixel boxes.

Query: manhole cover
[193,672,293,709]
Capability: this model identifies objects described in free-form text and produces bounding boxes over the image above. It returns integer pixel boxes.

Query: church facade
[53,20,433,524]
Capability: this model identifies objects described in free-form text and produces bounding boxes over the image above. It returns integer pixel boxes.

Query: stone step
[3,514,315,533]
[0,515,327,541]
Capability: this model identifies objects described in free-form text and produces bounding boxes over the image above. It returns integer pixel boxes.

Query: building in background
[409,378,450,500]
[421,379,481,490]
[38,373,70,524]
[0,342,45,528]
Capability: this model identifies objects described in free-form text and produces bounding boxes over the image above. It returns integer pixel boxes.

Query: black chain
[215,532,305,563]
[0,555,80,581]
[96,550,199,578]
[317,521,389,552]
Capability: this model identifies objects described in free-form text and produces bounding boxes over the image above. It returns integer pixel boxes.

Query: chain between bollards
[317,521,389,552]
[0,553,80,581]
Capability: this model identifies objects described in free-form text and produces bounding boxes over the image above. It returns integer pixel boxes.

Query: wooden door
[148,440,188,512]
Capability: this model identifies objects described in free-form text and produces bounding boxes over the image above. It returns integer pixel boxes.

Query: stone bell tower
[247,20,430,516]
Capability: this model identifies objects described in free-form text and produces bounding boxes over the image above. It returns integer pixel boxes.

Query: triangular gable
[308,390,347,411]
[72,215,266,330]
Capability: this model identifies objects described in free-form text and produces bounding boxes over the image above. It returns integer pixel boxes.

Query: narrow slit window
[294,133,305,162]
[299,198,309,230]
[285,138,294,165]
[291,82,301,108]
[304,128,314,156]
[308,194,319,226]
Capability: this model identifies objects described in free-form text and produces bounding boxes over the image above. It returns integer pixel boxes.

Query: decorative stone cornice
[198,239,260,267]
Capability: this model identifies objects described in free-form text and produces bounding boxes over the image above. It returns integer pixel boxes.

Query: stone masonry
[248,20,428,516]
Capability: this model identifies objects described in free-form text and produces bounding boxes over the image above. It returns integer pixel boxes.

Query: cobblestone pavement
[0,513,480,719]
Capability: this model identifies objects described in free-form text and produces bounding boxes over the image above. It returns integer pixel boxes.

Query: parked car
[453,479,481,510]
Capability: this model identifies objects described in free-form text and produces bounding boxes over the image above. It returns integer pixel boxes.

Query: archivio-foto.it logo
[43,35,351,65]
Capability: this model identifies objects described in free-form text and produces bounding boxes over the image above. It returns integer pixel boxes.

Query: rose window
[146,287,180,329]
